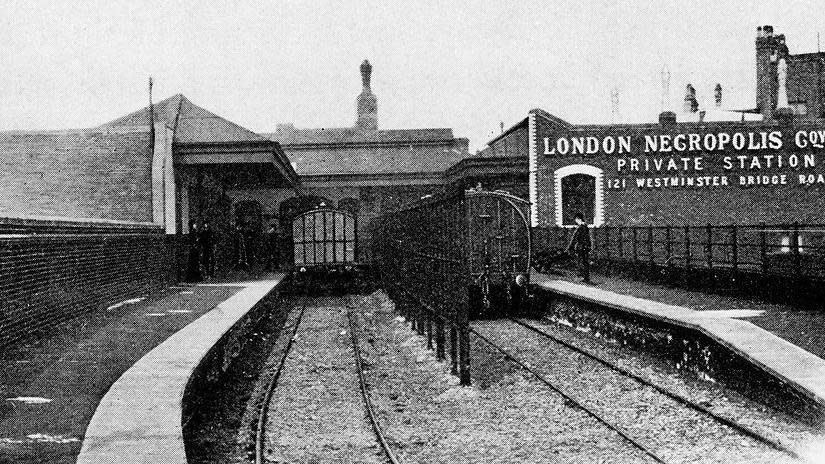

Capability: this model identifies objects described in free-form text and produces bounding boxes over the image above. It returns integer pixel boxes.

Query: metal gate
[292,208,357,266]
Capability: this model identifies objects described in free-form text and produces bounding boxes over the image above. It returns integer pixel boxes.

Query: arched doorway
[561,174,595,225]
[554,164,604,227]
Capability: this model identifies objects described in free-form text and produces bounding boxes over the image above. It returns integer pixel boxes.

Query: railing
[537,223,825,281]
[370,192,471,385]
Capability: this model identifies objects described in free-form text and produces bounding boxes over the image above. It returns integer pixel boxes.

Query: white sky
[0,1,822,151]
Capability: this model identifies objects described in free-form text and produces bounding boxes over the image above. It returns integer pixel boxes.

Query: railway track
[346,303,402,464]
[254,297,308,464]
[506,316,800,459]
[469,316,803,463]
[254,296,400,464]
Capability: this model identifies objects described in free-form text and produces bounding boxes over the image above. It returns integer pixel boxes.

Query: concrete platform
[76,275,283,464]
[532,272,825,412]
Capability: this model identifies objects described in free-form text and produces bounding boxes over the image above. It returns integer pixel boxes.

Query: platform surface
[0,283,253,463]
[532,272,825,410]
[75,275,283,464]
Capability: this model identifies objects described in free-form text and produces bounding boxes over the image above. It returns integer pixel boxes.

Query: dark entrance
[561,174,596,225]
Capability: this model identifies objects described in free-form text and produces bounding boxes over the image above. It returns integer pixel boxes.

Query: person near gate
[566,212,592,284]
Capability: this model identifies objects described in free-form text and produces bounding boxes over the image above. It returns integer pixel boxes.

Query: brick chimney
[683,84,698,113]
[756,25,789,119]
[356,60,378,131]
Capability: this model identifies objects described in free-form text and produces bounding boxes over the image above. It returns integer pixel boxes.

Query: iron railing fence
[537,223,825,281]
[370,191,471,384]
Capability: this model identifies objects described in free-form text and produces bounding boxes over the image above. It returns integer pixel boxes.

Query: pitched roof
[263,125,455,146]
[102,94,268,144]
[0,127,154,222]
[285,142,469,176]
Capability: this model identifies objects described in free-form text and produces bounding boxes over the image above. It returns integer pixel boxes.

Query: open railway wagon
[369,188,532,385]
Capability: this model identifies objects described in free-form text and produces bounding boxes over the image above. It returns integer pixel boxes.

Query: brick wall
[0,128,154,222]
[0,218,180,348]
[533,116,825,227]
[479,124,528,158]
[788,54,825,119]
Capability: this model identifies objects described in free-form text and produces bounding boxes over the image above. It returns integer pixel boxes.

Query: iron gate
[292,208,357,267]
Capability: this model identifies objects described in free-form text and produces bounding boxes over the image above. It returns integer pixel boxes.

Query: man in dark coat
[566,212,592,284]
[264,223,279,271]
[186,220,203,282]
[233,223,249,272]
[200,220,214,278]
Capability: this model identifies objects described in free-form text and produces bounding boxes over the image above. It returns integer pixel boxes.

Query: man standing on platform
[233,223,249,272]
[265,222,279,271]
[566,212,592,284]
[186,220,203,282]
[200,220,214,278]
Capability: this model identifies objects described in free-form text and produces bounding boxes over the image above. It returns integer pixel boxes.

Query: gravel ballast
[261,291,824,463]
[351,292,650,463]
[471,317,823,463]
[263,297,385,463]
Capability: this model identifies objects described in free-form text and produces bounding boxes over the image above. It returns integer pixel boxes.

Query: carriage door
[292,209,357,267]
[466,192,531,317]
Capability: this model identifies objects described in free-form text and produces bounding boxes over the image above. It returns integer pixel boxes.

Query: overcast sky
[0,1,822,150]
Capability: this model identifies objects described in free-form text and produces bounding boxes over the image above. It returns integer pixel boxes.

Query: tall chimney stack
[356,59,378,131]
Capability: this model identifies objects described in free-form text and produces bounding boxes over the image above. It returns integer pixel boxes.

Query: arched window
[554,164,604,227]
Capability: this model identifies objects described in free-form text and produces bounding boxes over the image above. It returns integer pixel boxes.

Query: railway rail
[254,296,400,464]
[470,315,803,463]
[254,298,308,464]
[391,284,801,463]
[346,304,402,464]
[506,316,800,459]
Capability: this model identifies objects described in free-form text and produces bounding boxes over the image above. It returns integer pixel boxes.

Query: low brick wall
[0,217,181,348]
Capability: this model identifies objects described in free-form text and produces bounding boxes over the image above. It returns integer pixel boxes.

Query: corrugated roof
[264,125,455,146]
[286,143,469,176]
[102,94,268,144]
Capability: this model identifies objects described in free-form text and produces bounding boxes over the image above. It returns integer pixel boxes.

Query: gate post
[459,307,471,386]
[417,302,425,336]
[450,325,458,375]
[426,311,433,350]
[436,317,445,360]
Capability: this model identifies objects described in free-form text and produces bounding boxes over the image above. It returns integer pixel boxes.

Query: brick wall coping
[532,273,825,412]
[0,215,161,235]
[76,276,283,464]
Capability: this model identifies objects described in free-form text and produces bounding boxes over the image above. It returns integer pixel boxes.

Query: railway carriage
[371,188,532,320]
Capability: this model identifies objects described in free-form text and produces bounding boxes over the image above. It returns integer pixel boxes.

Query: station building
[469,25,825,229]
[0,60,470,271]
